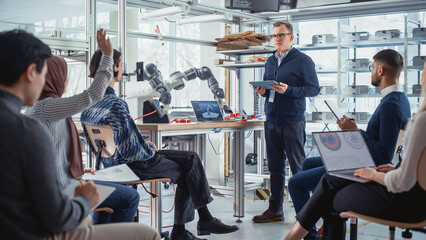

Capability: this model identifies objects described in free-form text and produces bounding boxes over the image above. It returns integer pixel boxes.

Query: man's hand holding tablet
[250,80,279,90]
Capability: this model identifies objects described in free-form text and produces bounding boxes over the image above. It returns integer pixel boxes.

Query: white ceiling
[0,0,117,24]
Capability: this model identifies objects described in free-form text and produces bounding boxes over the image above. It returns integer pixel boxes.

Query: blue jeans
[264,121,306,212]
[92,181,140,224]
[288,157,326,240]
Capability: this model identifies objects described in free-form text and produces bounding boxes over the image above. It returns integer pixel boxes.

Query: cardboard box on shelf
[216,39,262,51]
[215,31,270,51]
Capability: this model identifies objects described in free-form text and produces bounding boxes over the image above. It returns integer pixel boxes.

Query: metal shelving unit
[217,62,266,71]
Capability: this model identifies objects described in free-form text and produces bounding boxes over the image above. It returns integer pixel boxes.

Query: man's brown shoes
[252,209,284,223]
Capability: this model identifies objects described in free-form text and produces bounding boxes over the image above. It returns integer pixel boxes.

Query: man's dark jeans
[264,121,306,212]
[128,150,213,225]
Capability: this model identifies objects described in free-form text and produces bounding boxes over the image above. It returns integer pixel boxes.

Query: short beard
[371,73,380,87]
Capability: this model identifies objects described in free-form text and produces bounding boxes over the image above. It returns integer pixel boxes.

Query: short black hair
[0,29,52,86]
[373,49,403,74]
[89,49,121,78]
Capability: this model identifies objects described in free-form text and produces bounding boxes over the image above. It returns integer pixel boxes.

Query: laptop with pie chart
[312,130,376,183]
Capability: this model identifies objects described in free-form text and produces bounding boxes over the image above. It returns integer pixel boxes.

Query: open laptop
[312,130,376,182]
[191,100,224,122]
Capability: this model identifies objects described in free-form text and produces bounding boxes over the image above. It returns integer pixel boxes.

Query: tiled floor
[136,186,424,240]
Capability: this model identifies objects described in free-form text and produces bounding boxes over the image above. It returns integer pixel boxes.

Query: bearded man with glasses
[252,21,320,223]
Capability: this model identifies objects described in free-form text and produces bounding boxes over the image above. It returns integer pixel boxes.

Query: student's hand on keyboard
[376,164,395,173]
[354,167,376,181]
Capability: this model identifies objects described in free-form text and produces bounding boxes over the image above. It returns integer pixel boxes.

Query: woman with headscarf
[25,29,140,224]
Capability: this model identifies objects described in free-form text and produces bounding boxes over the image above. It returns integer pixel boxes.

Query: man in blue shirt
[288,49,411,239]
[252,21,320,223]
[81,50,239,240]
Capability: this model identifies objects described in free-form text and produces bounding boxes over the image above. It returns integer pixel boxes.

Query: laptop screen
[191,101,223,122]
[312,130,376,172]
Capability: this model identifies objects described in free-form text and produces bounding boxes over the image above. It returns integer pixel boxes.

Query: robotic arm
[126,63,231,114]
[180,67,225,99]
[126,63,171,114]
[168,66,232,113]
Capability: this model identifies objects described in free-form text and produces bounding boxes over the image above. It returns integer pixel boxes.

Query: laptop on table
[191,100,223,122]
[312,130,376,183]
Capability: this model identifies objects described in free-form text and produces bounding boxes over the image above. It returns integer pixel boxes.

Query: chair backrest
[417,147,426,191]
[391,130,405,163]
[84,124,117,158]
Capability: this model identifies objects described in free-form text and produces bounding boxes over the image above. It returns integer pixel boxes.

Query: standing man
[252,21,320,223]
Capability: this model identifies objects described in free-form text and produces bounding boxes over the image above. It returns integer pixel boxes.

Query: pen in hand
[75,179,100,208]
[79,178,85,187]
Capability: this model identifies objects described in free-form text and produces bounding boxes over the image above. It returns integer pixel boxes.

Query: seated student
[288,49,411,240]
[25,29,140,224]
[283,61,426,240]
[0,29,159,240]
[80,49,239,240]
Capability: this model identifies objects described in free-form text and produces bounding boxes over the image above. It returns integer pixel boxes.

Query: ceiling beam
[264,0,426,22]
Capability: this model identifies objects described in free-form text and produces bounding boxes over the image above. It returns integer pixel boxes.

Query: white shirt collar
[381,84,403,98]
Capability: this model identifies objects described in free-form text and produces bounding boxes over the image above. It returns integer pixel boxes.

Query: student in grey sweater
[0,29,159,240]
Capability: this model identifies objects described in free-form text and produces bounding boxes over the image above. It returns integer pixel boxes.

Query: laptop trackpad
[329,172,369,183]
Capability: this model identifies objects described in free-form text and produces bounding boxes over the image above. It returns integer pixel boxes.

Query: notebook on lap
[312,130,376,183]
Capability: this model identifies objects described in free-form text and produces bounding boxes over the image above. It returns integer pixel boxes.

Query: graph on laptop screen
[313,131,374,172]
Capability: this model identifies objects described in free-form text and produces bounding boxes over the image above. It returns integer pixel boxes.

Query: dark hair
[0,29,51,86]
[89,49,121,78]
[373,49,403,74]
[273,21,293,34]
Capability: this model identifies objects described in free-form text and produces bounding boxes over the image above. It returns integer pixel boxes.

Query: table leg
[151,131,162,233]
[233,130,244,222]
[150,181,162,233]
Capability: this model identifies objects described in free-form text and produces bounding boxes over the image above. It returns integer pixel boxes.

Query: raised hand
[97,28,113,57]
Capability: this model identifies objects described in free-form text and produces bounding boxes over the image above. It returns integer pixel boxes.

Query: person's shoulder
[22,114,50,134]
[292,48,313,62]
[23,98,51,117]
[379,99,401,112]
[14,113,52,146]
[414,111,426,123]
[265,55,275,65]
[383,92,408,105]
[409,111,426,135]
